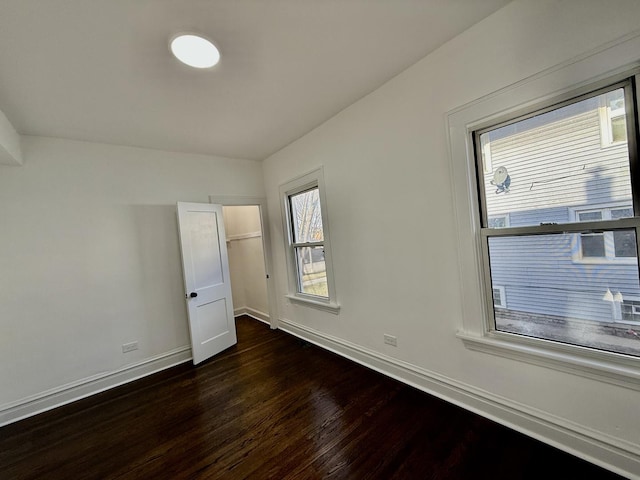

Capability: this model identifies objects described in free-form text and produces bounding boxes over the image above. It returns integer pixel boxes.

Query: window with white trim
[492,286,507,308]
[280,167,339,313]
[600,88,628,146]
[488,214,509,229]
[473,75,640,359]
[621,297,640,325]
[574,206,634,260]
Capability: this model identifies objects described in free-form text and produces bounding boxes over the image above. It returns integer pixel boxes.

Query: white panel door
[177,202,237,364]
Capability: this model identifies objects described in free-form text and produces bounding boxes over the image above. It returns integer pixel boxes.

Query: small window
[493,286,507,308]
[622,299,640,324]
[488,215,509,229]
[474,77,640,358]
[574,206,635,261]
[600,88,628,146]
[280,167,339,313]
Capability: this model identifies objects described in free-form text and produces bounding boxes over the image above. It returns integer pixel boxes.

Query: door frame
[209,195,279,329]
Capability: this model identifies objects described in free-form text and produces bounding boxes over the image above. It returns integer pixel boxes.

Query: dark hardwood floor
[0,316,625,479]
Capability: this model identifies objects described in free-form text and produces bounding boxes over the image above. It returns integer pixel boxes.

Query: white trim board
[234,306,270,325]
[226,231,262,242]
[278,318,640,479]
[0,346,192,427]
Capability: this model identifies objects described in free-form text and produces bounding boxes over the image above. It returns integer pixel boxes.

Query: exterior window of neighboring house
[472,76,640,359]
[575,206,635,260]
[621,298,640,325]
[600,88,628,146]
[280,167,339,313]
[493,286,507,308]
[488,214,509,229]
[480,133,493,173]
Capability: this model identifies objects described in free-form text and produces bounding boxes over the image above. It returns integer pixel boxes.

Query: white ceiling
[0,0,510,161]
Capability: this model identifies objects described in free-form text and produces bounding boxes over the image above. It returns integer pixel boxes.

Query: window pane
[480,88,632,228]
[289,188,324,243]
[581,233,605,257]
[487,233,640,357]
[578,211,602,222]
[295,246,327,298]
[493,288,502,306]
[608,89,625,113]
[611,207,633,219]
[614,231,636,257]
[611,115,628,143]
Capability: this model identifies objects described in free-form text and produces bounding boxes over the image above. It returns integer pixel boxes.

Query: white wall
[262,0,640,476]
[223,205,269,319]
[0,108,21,165]
[0,136,264,419]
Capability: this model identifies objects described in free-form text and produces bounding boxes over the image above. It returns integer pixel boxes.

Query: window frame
[279,167,340,314]
[447,60,640,389]
[288,186,326,295]
[475,78,640,348]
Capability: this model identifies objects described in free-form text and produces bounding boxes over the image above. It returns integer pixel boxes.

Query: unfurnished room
[1,1,640,479]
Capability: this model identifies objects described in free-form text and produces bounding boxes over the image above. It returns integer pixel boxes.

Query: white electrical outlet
[383,334,397,347]
[122,341,138,353]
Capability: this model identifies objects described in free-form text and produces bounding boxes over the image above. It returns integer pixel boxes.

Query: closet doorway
[209,196,277,328]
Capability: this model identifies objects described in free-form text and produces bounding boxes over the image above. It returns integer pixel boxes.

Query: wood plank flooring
[0,316,624,479]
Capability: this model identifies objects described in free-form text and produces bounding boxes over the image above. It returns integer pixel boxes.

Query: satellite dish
[490,166,510,194]
[492,166,508,185]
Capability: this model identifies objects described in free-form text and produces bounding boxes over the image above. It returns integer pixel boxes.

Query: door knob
[189,292,198,298]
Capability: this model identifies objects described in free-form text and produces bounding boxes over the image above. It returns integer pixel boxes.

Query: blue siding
[488,234,640,322]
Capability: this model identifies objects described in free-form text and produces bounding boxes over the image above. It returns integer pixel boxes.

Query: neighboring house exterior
[481,89,640,326]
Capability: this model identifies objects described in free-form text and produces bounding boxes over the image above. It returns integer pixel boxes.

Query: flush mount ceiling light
[170,34,220,69]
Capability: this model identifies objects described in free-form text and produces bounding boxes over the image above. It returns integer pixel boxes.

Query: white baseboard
[234,306,270,325]
[0,346,192,427]
[278,318,640,480]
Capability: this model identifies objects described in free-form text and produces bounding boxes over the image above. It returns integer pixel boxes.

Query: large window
[474,77,640,359]
[280,167,339,313]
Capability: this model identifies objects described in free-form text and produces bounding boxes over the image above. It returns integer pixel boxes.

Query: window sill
[457,329,640,391]
[286,294,340,314]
